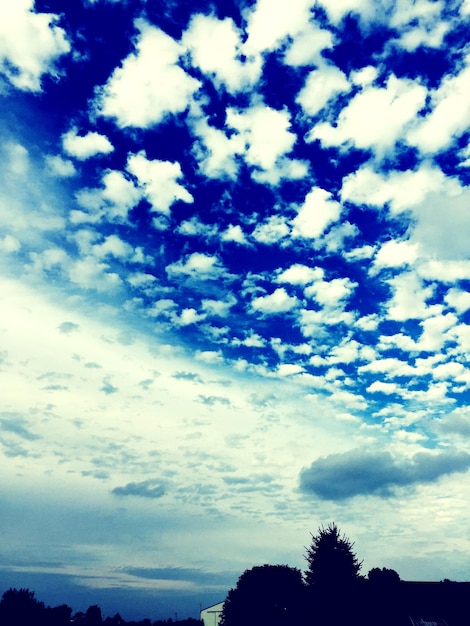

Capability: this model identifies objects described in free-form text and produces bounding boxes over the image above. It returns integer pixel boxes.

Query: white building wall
[200,601,224,626]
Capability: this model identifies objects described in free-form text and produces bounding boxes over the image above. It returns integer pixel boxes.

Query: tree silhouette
[0,587,47,626]
[220,564,305,626]
[304,522,362,588]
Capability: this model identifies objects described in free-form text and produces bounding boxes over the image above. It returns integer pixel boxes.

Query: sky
[1,0,470,620]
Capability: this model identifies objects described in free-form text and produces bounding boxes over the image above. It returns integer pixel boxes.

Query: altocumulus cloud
[299,448,470,501]
[112,479,166,498]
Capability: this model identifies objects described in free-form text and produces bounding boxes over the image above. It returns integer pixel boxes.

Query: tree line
[0,587,202,626]
[220,522,470,626]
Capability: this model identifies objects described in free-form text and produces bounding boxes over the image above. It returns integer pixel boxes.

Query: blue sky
[1,0,470,620]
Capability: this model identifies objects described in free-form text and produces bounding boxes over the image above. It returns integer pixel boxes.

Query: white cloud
[92,234,133,260]
[390,0,448,51]
[409,188,470,261]
[275,264,324,286]
[432,362,466,382]
[192,120,244,180]
[221,224,248,245]
[291,187,341,238]
[283,23,333,66]
[0,0,70,91]
[177,216,217,239]
[417,260,470,282]
[252,157,309,186]
[407,57,470,153]
[45,155,76,177]
[183,15,261,93]
[201,296,236,317]
[360,357,415,378]
[69,256,121,292]
[166,252,224,279]
[308,75,426,151]
[74,170,140,224]
[277,363,304,376]
[297,65,350,117]
[227,104,297,171]
[97,19,200,128]
[0,235,21,253]
[445,288,470,314]
[386,272,436,321]
[252,216,290,244]
[305,277,356,308]
[245,0,313,53]
[341,163,459,214]
[177,308,207,326]
[316,0,373,22]
[127,151,193,215]
[373,240,420,271]
[367,381,399,395]
[251,288,298,314]
[417,313,458,352]
[62,129,114,160]
[299,308,355,337]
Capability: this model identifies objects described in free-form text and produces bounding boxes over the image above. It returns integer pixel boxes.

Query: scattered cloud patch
[112,480,166,499]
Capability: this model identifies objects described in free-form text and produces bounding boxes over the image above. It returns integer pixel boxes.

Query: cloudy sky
[1,0,470,620]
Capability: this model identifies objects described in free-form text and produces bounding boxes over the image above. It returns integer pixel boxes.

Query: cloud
[183,14,261,93]
[300,448,470,500]
[252,216,290,244]
[0,0,70,91]
[127,151,193,215]
[445,288,470,314]
[45,155,76,177]
[407,56,470,153]
[373,240,420,271]
[112,480,166,498]
[283,23,334,66]
[97,19,200,128]
[58,322,80,334]
[275,264,324,286]
[297,65,350,117]
[62,129,114,160]
[305,277,356,309]
[341,163,459,213]
[245,0,313,53]
[0,415,40,441]
[317,0,373,23]
[166,252,225,280]
[291,188,341,239]
[74,170,141,224]
[309,75,426,151]
[191,120,244,180]
[386,272,436,321]
[226,104,297,172]
[68,256,121,292]
[251,288,299,314]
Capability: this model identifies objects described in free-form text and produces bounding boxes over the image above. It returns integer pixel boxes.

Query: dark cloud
[197,395,231,406]
[121,566,236,588]
[299,448,470,501]
[111,479,166,498]
[172,371,202,382]
[101,379,118,394]
[435,413,470,437]
[0,415,40,441]
[58,321,79,334]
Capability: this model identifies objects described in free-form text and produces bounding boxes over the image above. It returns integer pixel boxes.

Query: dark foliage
[220,564,305,626]
[304,522,363,588]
